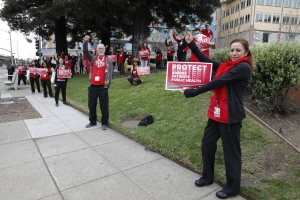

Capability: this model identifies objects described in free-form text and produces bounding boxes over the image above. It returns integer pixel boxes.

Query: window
[226,9,230,16]
[234,18,239,26]
[236,4,240,12]
[241,1,246,9]
[223,11,226,18]
[240,16,245,24]
[285,0,292,7]
[273,14,280,23]
[257,0,264,4]
[274,0,282,6]
[262,33,269,43]
[246,0,251,6]
[264,14,272,22]
[291,16,298,24]
[245,14,251,23]
[294,0,300,8]
[230,21,234,28]
[225,23,229,30]
[266,0,273,6]
[289,35,296,41]
[222,24,225,31]
[283,16,290,24]
[231,6,235,14]
[256,13,263,22]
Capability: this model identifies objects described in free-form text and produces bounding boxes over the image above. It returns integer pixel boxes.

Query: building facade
[215,0,300,48]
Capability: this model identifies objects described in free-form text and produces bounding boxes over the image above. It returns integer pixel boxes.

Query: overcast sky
[0,0,37,60]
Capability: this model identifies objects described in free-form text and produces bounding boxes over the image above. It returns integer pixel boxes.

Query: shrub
[210,48,230,62]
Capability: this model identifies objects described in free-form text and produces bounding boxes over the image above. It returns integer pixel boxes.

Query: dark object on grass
[138,115,154,126]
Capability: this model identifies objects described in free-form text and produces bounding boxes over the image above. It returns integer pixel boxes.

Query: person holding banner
[17,62,28,88]
[29,60,42,94]
[83,35,113,130]
[172,30,188,61]
[139,42,150,67]
[40,61,54,98]
[125,57,143,85]
[181,32,254,199]
[54,57,71,107]
[165,38,175,61]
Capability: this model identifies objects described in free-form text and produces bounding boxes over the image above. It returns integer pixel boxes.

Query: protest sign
[107,55,116,62]
[57,68,71,78]
[139,50,149,57]
[137,66,150,75]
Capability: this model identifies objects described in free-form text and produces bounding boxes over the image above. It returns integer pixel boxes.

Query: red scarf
[207,57,250,123]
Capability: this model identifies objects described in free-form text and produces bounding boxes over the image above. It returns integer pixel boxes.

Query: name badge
[95,76,100,81]
[44,74,46,77]
[214,107,220,118]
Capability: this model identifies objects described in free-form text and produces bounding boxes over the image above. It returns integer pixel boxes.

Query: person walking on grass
[83,35,113,130]
[181,32,255,199]
[54,57,70,107]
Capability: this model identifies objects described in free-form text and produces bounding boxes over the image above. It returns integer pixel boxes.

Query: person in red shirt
[17,62,28,88]
[202,24,214,40]
[117,47,126,75]
[125,57,144,85]
[139,42,150,67]
[40,61,53,98]
[165,38,175,61]
[127,51,132,65]
[29,60,42,94]
[155,48,163,69]
[54,57,70,107]
[84,51,93,74]
[64,55,72,70]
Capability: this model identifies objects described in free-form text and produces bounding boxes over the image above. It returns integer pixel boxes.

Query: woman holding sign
[40,61,54,98]
[165,38,175,61]
[139,42,150,67]
[29,60,42,94]
[54,57,70,107]
[125,57,143,85]
[181,32,255,199]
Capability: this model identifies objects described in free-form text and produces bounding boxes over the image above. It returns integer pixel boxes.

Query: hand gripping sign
[57,68,71,78]
[107,55,117,62]
[165,61,212,90]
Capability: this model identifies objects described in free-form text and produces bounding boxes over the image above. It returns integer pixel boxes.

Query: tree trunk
[101,20,111,52]
[132,7,150,58]
[55,16,68,57]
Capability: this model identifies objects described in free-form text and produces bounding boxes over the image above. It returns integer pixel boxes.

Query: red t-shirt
[90,56,106,85]
[64,59,72,69]
[156,52,162,61]
[132,67,139,78]
[127,55,132,63]
[139,47,150,61]
[190,34,211,62]
[40,67,51,80]
[117,52,125,63]
[202,29,213,38]
[29,65,39,78]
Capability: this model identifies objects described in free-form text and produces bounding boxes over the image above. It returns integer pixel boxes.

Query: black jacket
[184,41,252,124]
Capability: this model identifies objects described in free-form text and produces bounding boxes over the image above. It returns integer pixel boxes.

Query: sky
[0,1,37,60]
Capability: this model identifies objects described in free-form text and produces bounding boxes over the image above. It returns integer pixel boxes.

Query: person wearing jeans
[139,42,150,67]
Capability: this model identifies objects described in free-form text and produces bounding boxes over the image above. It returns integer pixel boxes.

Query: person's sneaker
[17,86,20,89]
[44,96,47,98]
[25,85,28,88]
[86,123,97,128]
[55,103,58,107]
[102,125,108,130]
[63,101,68,105]
[50,95,54,98]
[38,91,42,93]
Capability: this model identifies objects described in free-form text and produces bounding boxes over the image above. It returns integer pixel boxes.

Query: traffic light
[35,40,39,50]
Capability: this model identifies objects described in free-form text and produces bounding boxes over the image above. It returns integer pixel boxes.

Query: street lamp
[6,39,19,60]
[0,28,13,65]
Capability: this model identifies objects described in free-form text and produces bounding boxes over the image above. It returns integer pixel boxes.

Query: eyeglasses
[98,48,105,50]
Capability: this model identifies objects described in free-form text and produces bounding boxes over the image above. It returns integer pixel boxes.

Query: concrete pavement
[0,69,246,200]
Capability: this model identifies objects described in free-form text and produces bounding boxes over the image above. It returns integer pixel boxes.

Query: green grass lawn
[65,70,300,200]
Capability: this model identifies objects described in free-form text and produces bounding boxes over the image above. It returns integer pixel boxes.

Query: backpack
[138,115,154,127]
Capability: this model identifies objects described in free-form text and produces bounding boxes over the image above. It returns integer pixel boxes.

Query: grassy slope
[65,71,300,200]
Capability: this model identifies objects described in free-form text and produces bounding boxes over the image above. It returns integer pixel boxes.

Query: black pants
[156,60,161,69]
[18,74,26,86]
[30,77,41,93]
[167,56,173,61]
[55,81,67,104]
[201,118,242,195]
[41,79,53,97]
[177,53,187,61]
[118,62,124,75]
[80,64,84,74]
[8,74,13,81]
[88,85,109,126]
[127,76,141,84]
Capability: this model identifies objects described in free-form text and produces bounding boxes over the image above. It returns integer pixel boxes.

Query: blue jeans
[141,60,148,67]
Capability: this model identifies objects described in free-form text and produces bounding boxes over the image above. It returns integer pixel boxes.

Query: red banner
[165,61,212,90]
[137,66,150,75]
[18,66,26,71]
[57,69,71,78]
[167,46,175,51]
[139,50,149,57]
[107,55,116,62]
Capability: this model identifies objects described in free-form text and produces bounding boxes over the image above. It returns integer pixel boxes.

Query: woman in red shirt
[117,47,126,75]
[139,42,150,67]
[125,57,144,85]
[29,60,42,94]
[40,61,54,98]
[155,48,163,69]
[165,38,175,61]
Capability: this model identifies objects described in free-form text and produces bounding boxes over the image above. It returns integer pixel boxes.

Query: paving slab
[0,160,58,200]
[61,173,154,200]
[35,133,90,158]
[123,158,219,200]
[94,139,163,171]
[0,120,31,145]
[75,128,127,147]
[44,148,120,191]
[0,140,41,169]
[200,187,246,200]
[39,194,62,200]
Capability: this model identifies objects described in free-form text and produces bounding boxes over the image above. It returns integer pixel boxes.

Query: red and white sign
[37,68,47,75]
[57,69,71,78]
[165,61,212,90]
[107,55,116,62]
[139,50,149,57]
[18,66,26,71]
[167,46,175,51]
[137,66,150,75]
[29,67,38,74]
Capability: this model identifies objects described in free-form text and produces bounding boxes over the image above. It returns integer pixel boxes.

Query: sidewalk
[0,75,246,200]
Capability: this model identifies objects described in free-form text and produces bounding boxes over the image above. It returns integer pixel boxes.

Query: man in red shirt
[117,47,126,75]
[202,24,214,40]
[64,56,72,70]
[155,48,163,69]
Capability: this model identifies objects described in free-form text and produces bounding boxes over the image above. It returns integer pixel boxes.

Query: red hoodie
[64,58,72,69]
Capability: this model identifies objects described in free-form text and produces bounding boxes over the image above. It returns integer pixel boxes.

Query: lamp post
[6,39,19,60]
[0,28,13,65]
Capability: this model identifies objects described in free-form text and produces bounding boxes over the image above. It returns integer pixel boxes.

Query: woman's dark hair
[58,57,65,65]
[230,38,255,72]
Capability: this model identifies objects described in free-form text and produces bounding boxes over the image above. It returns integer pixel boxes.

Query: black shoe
[44,96,48,98]
[55,103,58,107]
[32,92,35,94]
[195,179,213,187]
[38,91,42,93]
[50,95,54,98]
[216,191,235,199]
[63,102,68,105]
[86,123,97,128]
